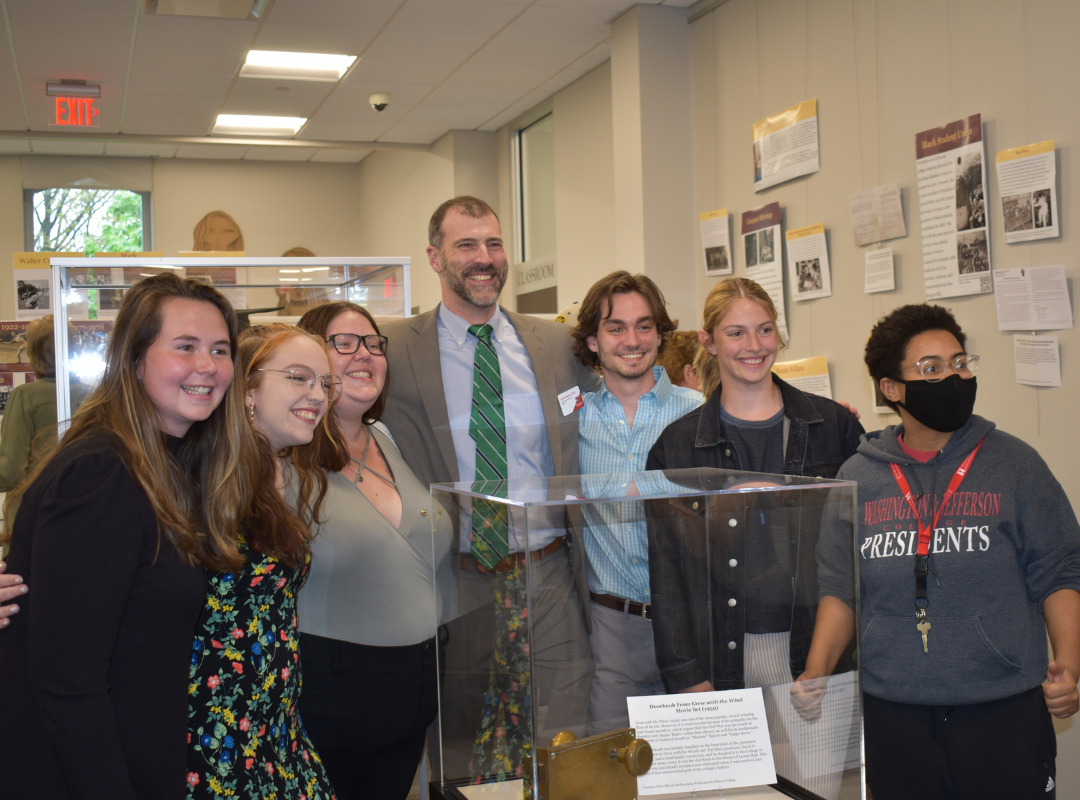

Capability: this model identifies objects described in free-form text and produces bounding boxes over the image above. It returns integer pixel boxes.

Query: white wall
[553,61,617,310]
[0,156,25,320]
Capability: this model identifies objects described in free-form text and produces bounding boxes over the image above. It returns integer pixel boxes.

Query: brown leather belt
[590,591,652,621]
[458,537,564,574]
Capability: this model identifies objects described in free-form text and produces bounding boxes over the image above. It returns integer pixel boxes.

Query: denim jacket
[644,375,862,691]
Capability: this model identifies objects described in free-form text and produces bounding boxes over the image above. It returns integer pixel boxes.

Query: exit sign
[51,97,100,127]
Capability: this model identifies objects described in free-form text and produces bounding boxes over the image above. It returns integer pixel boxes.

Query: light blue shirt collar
[437,302,510,348]
[591,365,673,410]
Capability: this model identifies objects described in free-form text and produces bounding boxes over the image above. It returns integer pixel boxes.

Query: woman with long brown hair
[0,273,268,799]
[294,302,453,800]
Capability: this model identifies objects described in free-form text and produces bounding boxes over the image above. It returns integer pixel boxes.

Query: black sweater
[0,434,207,799]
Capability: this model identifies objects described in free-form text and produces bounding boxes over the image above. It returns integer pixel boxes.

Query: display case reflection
[429,469,862,800]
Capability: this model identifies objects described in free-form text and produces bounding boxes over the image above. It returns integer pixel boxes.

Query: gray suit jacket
[381,305,601,622]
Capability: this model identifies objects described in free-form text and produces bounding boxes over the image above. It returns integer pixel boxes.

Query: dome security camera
[369,92,391,112]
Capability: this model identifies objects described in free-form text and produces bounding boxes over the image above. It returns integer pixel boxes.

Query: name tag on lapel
[558,385,584,416]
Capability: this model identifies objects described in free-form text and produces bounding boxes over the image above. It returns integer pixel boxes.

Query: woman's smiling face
[704,297,779,388]
[324,310,386,418]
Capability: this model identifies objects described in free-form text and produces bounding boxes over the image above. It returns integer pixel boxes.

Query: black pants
[864,686,1057,800]
[299,632,440,800]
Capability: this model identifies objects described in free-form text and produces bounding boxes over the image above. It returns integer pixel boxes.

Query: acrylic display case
[49,256,410,420]
[429,469,863,800]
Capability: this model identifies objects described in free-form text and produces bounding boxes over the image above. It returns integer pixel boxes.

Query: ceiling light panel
[213,114,307,135]
[241,50,356,82]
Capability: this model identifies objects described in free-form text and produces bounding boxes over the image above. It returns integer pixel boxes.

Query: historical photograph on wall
[699,208,733,276]
[996,140,1059,243]
[915,113,992,299]
[741,202,788,340]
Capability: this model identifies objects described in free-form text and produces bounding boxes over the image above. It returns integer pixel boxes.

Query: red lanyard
[889,438,984,557]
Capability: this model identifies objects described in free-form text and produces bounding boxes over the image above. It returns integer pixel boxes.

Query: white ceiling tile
[220,78,335,117]
[658,0,696,7]
[126,72,234,97]
[123,114,214,136]
[300,119,394,141]
[479,90,552,130]
[131,44,245,76]
[349,56,460,85]
[501,6,613,42]
[309,147,372,163]
[30,139,106,155]
[254,22,377,54]
[243,145,319,161]
[105,141,179,158]
[7,0,133,12]
[376,121,451,144]
[17,43,129,73]
[135,14,258,51]
[175,144,249,159]
[387,0,523,37]
[446,61,555,91]
[404,103,505,128]
[8,8,135,51]
[470,36,594,68]
[267,0,402,29]
[532,0,630,10]
[422,84,522,108]
[360,30,487,66]
[125,94,223,116]
[0,139,31,153]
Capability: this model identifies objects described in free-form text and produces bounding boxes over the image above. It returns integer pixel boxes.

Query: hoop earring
[247,404,255,424]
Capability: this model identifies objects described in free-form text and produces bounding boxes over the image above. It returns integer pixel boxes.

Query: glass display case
[49,256,410,420]
[429,469,863,800]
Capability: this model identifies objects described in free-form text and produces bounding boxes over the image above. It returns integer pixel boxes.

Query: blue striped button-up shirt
[578,366,703,602]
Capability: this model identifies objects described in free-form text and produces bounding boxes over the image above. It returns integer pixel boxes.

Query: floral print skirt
[187,544,336,800]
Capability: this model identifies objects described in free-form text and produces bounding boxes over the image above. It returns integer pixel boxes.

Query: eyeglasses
[899,355,980,382]
[256,368,343,401]
[325,333,388,356]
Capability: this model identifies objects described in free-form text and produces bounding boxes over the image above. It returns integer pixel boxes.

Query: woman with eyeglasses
[803,304,1080,800]
[186,323,345,799]
[293,302,453,800]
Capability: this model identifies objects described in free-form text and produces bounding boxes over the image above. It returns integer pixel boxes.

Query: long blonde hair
[3,274,258,573]
[695,278,786,400]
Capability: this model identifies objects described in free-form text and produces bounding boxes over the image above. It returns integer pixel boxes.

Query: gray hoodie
[818,414,1080,705]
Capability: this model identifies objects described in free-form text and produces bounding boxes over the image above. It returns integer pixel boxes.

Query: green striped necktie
[468,323,509,570]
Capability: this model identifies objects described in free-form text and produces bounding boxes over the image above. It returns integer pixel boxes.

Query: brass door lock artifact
[536,727,653,800]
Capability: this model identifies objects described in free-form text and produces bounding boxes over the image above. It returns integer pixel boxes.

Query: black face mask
[895,374,977,433]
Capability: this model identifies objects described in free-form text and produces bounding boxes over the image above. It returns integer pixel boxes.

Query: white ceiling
[0,0,694,161]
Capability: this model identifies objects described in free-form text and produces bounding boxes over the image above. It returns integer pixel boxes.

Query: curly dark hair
[569,271,677,370]
[865,304,967,411]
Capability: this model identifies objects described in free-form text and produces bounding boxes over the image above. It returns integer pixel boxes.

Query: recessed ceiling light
[213,114,306,136]
[279,268,301,273]
[241,50,357,82]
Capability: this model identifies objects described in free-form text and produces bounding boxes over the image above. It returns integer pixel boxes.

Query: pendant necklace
[350,427,396,487]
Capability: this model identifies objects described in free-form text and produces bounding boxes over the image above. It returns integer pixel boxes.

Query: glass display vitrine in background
[50,257,410,421]
[429,469,863,800]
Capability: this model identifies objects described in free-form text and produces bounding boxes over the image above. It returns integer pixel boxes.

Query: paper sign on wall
[865,248,895,294]
[1014,335,1061,387]
[773,356,832,399]
[993,266,1073,331]
[700,209,732,276]
[848,182,906,247]
[786,223,831,301]
[753,99,820,192]
[741,203,788,341]
[915,114,992,299]
[996,140,1058,243]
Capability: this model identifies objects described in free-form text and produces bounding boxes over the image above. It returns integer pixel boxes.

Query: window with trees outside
[24,188,151,255]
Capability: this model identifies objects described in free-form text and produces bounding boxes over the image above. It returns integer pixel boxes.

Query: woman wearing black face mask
[794,304,1080,800]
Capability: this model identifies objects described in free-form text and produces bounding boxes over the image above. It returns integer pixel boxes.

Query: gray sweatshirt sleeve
[815,464,859,609]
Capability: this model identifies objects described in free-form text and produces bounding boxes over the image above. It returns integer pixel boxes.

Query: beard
[440,254,507,309]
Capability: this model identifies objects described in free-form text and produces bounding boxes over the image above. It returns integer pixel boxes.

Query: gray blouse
[297,426,454,647]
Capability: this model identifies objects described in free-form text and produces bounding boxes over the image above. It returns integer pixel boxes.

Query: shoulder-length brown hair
[297,302,390,424]
[3,273,259,573]
[239,324,348,543]
[570,271,677,370]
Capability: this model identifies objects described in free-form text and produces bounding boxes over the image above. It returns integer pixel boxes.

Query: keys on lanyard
[916,610,931,653]
[888,438,984,656]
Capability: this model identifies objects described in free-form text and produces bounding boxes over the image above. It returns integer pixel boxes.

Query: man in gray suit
[380,196,599,778]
